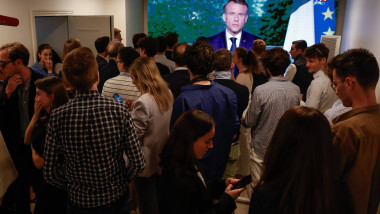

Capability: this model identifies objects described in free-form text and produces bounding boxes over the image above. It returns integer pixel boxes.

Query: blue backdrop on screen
[148,0,293,46]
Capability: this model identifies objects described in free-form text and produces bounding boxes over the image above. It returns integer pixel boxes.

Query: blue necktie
[230,37,238,77]
[230,37,237,53]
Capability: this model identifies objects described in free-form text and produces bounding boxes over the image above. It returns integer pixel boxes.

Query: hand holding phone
[231,175,252,190]
[113,93,124,102]
[114,93,129,109]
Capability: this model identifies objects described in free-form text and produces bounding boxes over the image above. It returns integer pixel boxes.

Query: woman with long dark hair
[249,106,353,214]
[159,110,243,214]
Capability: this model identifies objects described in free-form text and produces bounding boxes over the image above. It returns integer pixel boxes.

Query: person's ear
[321,57,327,64]
[15,58,23,66]
[48,93,55,103]
[95,71,100,84]
[346,76,356,90]
[230,62,235,71]
[223,13,227,23]
[244,14,248,23]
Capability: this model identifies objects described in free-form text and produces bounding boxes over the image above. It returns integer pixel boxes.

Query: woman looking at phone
[159,109,243,214]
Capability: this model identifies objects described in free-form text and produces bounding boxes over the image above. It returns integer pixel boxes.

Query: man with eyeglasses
[0,42,44,213]
[301,43,337,113]
[208,0,261,55]
[328,48,380,214]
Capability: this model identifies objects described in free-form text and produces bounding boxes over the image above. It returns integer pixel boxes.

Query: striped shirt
[43,90,146,208]
[102,72,140,101]
[243,77,300,159]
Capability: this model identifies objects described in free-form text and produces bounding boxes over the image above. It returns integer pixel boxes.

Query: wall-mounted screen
[148,0,293,46]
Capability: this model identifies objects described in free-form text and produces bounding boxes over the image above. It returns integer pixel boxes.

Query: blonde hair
[129,57,173,112]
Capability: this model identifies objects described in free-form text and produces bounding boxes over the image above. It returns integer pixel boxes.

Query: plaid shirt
[43,90,145,208]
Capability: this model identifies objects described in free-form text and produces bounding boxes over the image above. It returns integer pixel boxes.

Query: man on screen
[208,0,261,52]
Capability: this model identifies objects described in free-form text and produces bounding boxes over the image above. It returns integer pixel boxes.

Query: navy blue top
[170,81,240,182]
[31,61,56,77]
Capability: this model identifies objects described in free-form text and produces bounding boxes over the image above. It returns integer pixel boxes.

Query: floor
[235,190,250,214]
[31,191,251,214]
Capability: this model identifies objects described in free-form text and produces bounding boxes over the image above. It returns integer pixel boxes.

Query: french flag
[283,0,336,51]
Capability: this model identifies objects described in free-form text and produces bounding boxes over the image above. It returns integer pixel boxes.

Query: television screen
[148,0,293,46]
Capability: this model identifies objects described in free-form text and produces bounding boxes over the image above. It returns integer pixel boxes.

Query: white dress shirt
[226,30,242,50]
[302,70,337,113]
[285,64,296,81]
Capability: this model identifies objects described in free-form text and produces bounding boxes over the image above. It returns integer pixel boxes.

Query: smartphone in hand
[113,93,129,108]
[231,175,252,190]
[113,93,124,102]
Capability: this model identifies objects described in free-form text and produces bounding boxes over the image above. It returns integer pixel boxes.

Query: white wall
[125,0,146,48]
[0,0,126,65]
[340,0,380,102]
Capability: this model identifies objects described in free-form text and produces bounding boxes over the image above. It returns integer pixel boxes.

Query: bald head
[173,42,190,67]
[107,41,124,59]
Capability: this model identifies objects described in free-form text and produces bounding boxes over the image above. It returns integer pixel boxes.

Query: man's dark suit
[0,68,44,213]
[214,79,248,119]
[165,50,174,61]
[98,59,119,93]
[96,55,108,70]
[156,62,170,77]
[162,68,189,98]
[208,30,261,51]
[292,55,313,102]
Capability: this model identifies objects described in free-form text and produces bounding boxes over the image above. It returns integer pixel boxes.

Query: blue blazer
[208,30,261,51]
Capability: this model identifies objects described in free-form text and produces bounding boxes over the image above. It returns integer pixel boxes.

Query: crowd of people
[0,0,380,214]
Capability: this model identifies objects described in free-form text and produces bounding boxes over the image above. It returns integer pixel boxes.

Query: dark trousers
[0,177,31,214]
[67,194,129,214]
[134,174,160,214]
[33,183,67,214]
[0,144,33,214]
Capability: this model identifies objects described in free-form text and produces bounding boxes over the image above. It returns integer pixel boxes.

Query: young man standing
[94,36,110,70]
[170,43,240,189]
[0,42,44,214]
[329,48,380,214]
[285,40,313,101]
[302,43,337,112]
[44,47,145,213]
[243,47,300,199]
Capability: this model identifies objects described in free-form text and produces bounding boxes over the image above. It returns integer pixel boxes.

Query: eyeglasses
[0,60,12,68]
[331,80,345,91]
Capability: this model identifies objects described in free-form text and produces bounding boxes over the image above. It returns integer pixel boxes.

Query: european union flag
[283,0,336,51]
[314,0,336,42]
